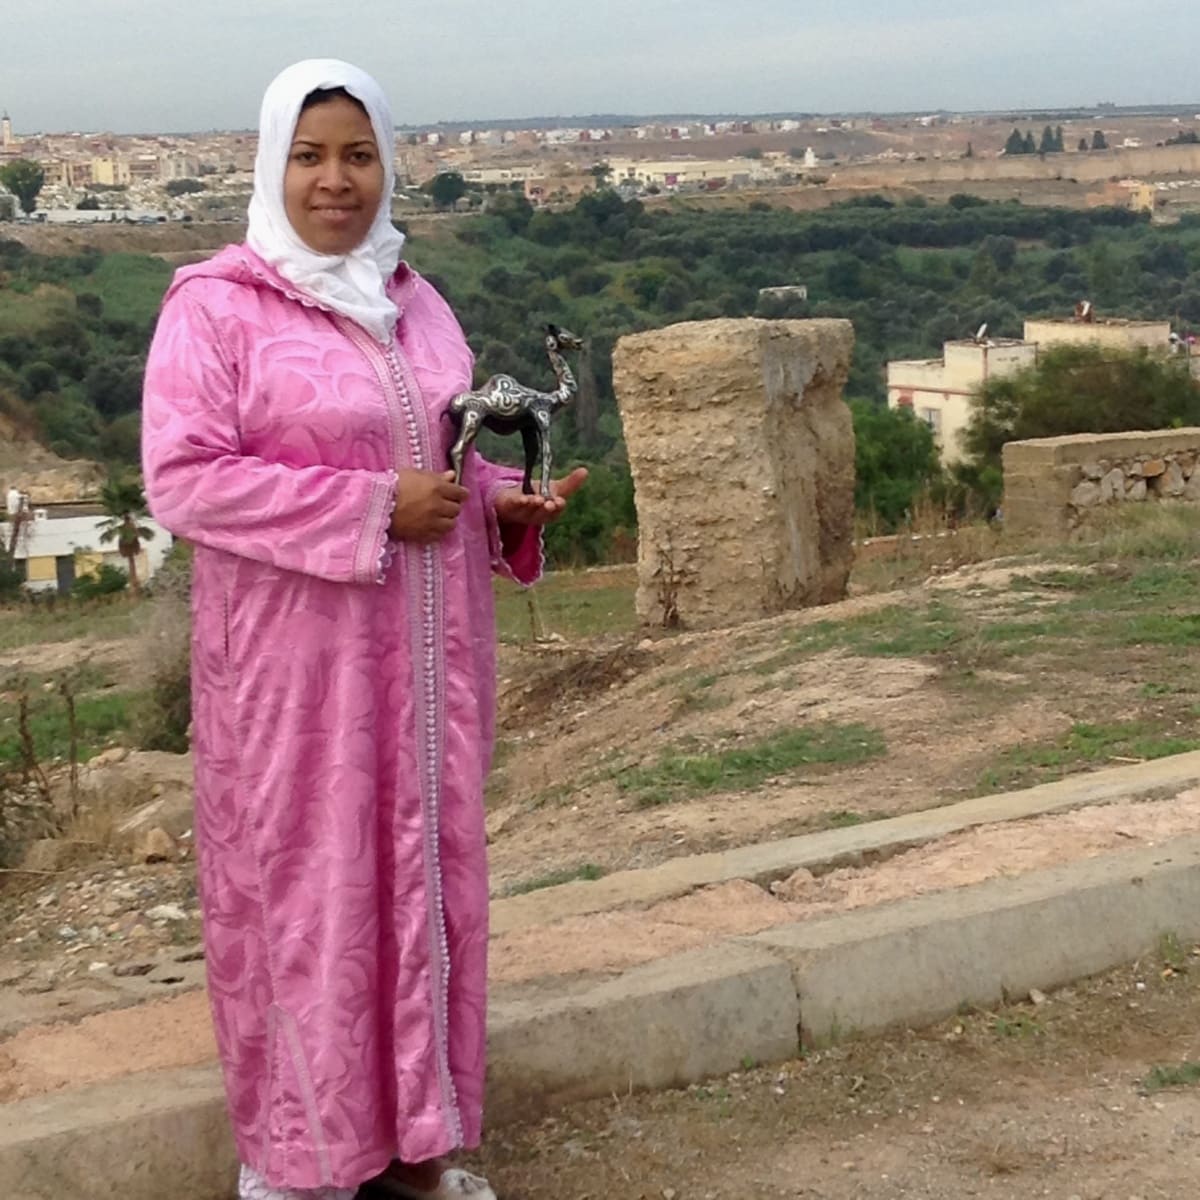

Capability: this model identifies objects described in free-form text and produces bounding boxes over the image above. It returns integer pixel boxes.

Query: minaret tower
[1,113,12,149]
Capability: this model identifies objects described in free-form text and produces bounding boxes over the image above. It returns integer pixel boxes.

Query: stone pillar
[613,318,856,631]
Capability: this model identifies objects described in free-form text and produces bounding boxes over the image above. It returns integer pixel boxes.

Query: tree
[1079,137,1090,152]
[427,171,467,211]
[1054,125,1065,152]
[964,142,974,159]
[1022,131,1037,155]
[1004,128,1027,156]
[164,178,205,197]
[589,162,613,188]
[97,475,155,595]
[963,346,1200,485]
[0,159,45,215]
[1092,130,1108,151]
[76,194,100,211]
[850,400,942,530]
[1039,125,1057,155]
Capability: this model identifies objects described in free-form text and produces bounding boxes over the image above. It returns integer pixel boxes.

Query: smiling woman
[284,88,384,255]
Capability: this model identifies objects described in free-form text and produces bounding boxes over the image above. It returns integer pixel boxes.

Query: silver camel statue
[446,324,585,498]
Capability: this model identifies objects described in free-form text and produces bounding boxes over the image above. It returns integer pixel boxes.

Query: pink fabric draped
[142,246,539,1190]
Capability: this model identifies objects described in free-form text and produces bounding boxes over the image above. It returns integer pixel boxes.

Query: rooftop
[1028,316,1169,328]
[946,337,1031,348]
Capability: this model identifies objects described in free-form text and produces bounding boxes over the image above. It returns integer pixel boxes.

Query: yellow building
[1023,314,1172,352]
[91,156,132,186]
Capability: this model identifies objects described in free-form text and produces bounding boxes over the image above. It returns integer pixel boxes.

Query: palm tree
[98,475,154,595]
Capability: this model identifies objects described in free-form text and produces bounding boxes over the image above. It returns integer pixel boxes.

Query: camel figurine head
[546,324,584,354]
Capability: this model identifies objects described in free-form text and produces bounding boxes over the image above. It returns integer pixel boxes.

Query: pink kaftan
[141,245,539,1190]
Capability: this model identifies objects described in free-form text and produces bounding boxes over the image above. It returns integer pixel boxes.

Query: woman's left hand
[493,467,589,527]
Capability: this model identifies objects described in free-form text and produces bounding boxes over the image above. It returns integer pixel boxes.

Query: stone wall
[613,318,856,631]
[1002,428,1200,537]
[829,142,1200,190]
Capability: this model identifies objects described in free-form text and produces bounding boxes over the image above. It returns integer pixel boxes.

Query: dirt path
[476,960,1200,1199]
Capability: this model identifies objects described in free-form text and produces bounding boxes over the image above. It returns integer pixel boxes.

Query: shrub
[72,562,129,599]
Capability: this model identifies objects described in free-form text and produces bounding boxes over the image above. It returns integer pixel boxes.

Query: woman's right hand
[390,468,467,543]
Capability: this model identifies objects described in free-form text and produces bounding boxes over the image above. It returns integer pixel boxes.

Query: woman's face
[284,94,385,255]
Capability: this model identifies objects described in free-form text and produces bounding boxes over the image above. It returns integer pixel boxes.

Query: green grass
[494,573,636,641]
[0,599,141,651]
[502,863,608,896]
[616,723,886,809]
[0,689,140,766]
[1064,505,1200,565]
[752,602,965,676]
[750,559,1200,681]
[978,719,1200,794]
[1142,1063,1200,1093]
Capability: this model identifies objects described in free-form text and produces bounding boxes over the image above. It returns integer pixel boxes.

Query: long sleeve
[474,457,543,587]
[142,289,395,584]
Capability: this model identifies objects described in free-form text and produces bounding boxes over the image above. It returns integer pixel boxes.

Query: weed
[991,1013,1043,1039]
[822,810,867,828]
[1140,681,1179,699]
[1159,932,1190,974]
[503,863,608,896]
[1142,1062,1200,1093]
[618,723,886,809]
[672,673,724,717]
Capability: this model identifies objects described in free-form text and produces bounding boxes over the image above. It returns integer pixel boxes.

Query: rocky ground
[476,957,1200,1200]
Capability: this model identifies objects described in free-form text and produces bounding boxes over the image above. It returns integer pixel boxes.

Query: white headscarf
[246,59,406,344]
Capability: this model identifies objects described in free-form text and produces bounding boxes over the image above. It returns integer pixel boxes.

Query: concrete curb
[753,834,1200,1044]
[493,751,1200,935]
[487,942,799,1118]
[0,1066,231,1200]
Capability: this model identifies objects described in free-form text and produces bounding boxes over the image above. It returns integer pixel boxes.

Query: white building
[7,502,172,593]
[887,337,1037,464]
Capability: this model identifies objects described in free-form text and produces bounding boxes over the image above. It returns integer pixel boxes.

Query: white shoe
[369,1166,497,1200]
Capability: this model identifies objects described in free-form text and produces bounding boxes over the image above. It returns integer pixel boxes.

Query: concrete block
[752,836,1200,1046]
[614,318,856,630]
[0,1066,233,1200]
[486,942,799,1120]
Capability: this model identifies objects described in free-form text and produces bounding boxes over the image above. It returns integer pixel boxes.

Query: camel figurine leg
[449,409,482,486]
[519,424,538,495]
[536,412,554,499]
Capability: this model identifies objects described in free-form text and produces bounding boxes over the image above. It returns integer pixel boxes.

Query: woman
[142,60,585,1200]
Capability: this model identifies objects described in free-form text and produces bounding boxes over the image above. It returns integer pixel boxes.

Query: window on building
[920,407,943,433]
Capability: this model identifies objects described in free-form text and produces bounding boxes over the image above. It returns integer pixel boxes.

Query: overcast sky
[4,0,1197,134]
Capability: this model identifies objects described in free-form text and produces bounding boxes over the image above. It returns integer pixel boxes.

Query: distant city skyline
[2,0,1198,136]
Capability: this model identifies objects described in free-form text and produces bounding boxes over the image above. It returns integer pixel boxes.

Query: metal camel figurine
[446,324,585,498]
